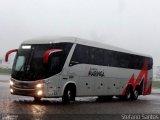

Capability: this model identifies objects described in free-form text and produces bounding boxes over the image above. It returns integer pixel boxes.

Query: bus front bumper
[10,86,44,97]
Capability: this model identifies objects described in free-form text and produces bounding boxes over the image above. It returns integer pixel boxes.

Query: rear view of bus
[6,38,73,102]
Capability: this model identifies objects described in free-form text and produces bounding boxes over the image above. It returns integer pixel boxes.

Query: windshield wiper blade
[15,62,27,78]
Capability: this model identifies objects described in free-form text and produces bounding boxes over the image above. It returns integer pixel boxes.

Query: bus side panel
[100,67,153,96]
[104,67,135,96]
[66,64,95,96]
[44,75,61,97]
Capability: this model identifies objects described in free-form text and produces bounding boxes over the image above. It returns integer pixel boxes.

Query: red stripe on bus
[122,64,151,96]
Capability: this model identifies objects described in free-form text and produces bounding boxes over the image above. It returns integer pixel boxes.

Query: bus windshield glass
[11,43,73,81]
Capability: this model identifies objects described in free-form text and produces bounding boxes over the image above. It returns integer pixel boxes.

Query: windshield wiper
[14,62,27,79]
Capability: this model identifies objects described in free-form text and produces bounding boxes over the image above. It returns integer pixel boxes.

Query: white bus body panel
[45,66,152,97]
[11,37,153,98]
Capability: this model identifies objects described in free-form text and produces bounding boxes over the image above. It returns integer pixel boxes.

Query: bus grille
[13,82,35,89]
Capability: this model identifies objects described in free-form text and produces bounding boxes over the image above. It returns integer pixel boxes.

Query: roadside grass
[0,68,11,74]
[152,81,160,88]
[0,80,9,82]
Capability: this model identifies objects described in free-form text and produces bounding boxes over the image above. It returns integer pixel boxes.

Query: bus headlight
[10,80,14,86]
[10,89,14,93]
[36,83,43,88]
[37,90,43,96]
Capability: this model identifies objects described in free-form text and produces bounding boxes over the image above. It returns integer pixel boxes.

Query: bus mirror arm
[5,49,18,62]
[43,49,62,64]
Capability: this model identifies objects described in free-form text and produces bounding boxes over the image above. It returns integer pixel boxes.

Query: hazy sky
[0,0,160,66]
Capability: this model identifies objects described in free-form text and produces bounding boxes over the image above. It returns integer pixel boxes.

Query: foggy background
[0,0,160,67]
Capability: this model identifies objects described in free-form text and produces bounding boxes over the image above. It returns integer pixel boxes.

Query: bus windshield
[11,43,73,81]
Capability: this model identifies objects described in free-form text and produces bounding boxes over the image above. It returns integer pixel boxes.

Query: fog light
[10,80,14,86]
[37,90,43,96]
[10,89,14,93]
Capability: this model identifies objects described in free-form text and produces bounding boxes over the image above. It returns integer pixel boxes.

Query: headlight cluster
[10,89,14,93]
[36,82,44,96]
[36,83,43,88]
[10,80,14,86]
[37,90,43,96]
[9,80,44,96]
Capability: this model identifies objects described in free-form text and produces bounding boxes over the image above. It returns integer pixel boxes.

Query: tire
[34,97,41,102]
[125,88,132,100]
[120,88,132,100]
[62,87,75,103]
[131,89,139,100]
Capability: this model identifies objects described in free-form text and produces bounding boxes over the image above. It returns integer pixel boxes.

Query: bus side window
[70,44,89,66]
[88,47,104,66]
[70,45,80,66]
[104,50,111,66]
[148,58,153,70]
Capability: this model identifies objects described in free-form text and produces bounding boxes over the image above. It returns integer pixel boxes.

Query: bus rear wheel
[125,88,132,100]
[62,87,75,103]
[120,88,131,100]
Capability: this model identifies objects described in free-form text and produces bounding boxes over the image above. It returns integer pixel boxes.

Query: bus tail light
[5,49,18,62]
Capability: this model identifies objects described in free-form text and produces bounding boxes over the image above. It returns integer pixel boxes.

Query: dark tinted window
[12,43,73,81]
[70,45,89,65]
[54,43,73,59]
[89,47,104,65]
[71,45,104,66]
[145,57,153,70]
[70,44,153,70]
[47,43,73,76]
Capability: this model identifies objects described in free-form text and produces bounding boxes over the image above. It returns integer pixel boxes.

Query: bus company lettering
[88,68,104,77]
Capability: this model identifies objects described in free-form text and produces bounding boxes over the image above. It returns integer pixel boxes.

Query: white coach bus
[5,37,153,102]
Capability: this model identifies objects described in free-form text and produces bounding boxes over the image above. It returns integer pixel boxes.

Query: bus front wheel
[62,87,75,103]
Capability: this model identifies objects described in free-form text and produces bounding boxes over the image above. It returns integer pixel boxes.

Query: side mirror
[5,49,18,62]
[43,49,62,64]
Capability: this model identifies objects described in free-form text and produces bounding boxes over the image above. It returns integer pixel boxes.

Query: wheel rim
[134,90,138,98]
[67,90,72,100]
[126,89,131,99]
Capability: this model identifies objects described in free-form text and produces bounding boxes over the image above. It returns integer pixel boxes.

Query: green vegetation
[152,81,160,88]
[0,68,11,74]
[121,81,158,88]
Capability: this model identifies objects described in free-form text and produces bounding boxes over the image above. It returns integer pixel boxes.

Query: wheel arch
[62,81,77,96]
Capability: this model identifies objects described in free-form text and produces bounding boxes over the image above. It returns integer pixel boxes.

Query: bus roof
[22,36,152,58]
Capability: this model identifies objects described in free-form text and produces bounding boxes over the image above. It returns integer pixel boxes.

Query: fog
[0,0,160,66]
